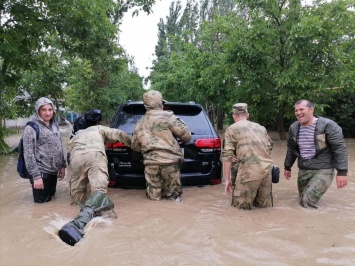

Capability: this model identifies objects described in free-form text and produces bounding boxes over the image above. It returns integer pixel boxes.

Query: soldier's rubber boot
[58,191,115,246]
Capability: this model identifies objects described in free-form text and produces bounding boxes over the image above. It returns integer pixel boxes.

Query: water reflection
[0,139,354,266]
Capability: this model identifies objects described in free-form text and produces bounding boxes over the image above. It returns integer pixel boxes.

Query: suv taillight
[106,141,128,151]
[194,138,221,152]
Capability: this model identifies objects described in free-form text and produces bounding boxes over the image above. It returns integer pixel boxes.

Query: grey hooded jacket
[23,97,66,179]
[284,117,348,176]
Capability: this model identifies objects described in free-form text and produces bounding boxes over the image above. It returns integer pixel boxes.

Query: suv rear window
[112,103,213,135]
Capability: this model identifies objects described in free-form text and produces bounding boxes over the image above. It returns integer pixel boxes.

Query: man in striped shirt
[284,99,348,208]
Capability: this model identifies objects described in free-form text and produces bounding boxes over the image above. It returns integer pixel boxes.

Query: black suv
[106,101,222,188]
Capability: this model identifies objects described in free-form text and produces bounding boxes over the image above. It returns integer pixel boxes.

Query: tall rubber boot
[58,191,115,246]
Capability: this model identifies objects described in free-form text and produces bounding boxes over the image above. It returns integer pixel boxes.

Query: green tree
[150,0,355,137]
[221,0,355,139]
[0,0,156,153]
[16,44,68,120]
[149,0,236,128]
[65,55,144,121]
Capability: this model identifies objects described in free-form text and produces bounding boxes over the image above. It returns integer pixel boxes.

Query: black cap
[84,109,102,122]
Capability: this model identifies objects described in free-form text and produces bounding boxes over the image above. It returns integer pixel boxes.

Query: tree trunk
[216,107,224,131]
[277,105,287,140]
[53,96,66,124]
[206,103,216,126]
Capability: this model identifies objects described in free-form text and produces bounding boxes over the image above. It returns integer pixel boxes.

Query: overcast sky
[119,0,176,78]
[119,0,317,79]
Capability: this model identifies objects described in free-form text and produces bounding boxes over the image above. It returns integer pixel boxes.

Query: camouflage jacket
[68,125,131,159]
[131,110,191,165]
[222,119,273,182]
[284,116,348,175]
[23,116,66,178]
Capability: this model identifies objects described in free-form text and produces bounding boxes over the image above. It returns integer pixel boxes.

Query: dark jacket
[284,117,348,176]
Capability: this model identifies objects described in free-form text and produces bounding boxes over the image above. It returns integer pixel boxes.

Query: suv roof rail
[189,101,195,104]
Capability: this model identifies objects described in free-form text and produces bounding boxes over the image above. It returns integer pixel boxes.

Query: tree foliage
[149,0,355,138]
[0,0,156,153]
[65,55,144,121]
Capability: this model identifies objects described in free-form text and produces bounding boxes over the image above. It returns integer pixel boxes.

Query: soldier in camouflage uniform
[131,90,191,201]
[60,125,131,246]
[284,99,348,208]
[222,103,274,209]
[67,125,131,204]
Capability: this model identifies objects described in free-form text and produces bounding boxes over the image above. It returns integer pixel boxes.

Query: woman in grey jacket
[23,97,66,203]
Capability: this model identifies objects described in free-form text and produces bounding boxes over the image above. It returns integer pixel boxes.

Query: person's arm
[59,130,66,180]
[284,125,298,180]
[58,146,66,180]
[131,132,141,152]
[169,115,191,143]
[336,176,348,189]
[325,121,348,188]
[23,126,41,178]
[266,130,273,155]
[23,126,43,189]
[223,160,233,195]
[222,128,235,196]
[103,126,131,147]
[58,167,66,180]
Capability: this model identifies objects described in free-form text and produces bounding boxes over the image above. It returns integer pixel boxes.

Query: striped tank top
[298,118,318,159]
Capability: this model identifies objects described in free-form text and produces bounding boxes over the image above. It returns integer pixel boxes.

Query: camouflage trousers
[298,168,334,208]
[231,173,272,210]
[144,164,182,200]
[69,152,109,205]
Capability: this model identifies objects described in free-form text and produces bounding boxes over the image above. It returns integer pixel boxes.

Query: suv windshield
[112,103,213,135]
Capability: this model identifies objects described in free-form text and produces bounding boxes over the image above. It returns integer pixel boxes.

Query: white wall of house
[4,116,34,128]
[4,111,80,128]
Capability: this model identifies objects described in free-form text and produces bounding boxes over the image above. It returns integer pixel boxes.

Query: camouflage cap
[232,103,248,114]
[143,90,165,110]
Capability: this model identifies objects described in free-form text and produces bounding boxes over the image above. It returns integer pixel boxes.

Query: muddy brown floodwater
[1,125,354,266]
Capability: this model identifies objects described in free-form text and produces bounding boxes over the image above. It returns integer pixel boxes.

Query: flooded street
[1,127,354,266]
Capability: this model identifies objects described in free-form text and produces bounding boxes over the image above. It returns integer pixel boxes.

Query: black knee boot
[58,191,115,246]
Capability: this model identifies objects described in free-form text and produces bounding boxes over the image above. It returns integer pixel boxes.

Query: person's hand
[336,176,348,189]
[225,179,233,196]
[232,156,237,163]
[58,167,66,180]
[284,170,291,180]
[33,178,44,189]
